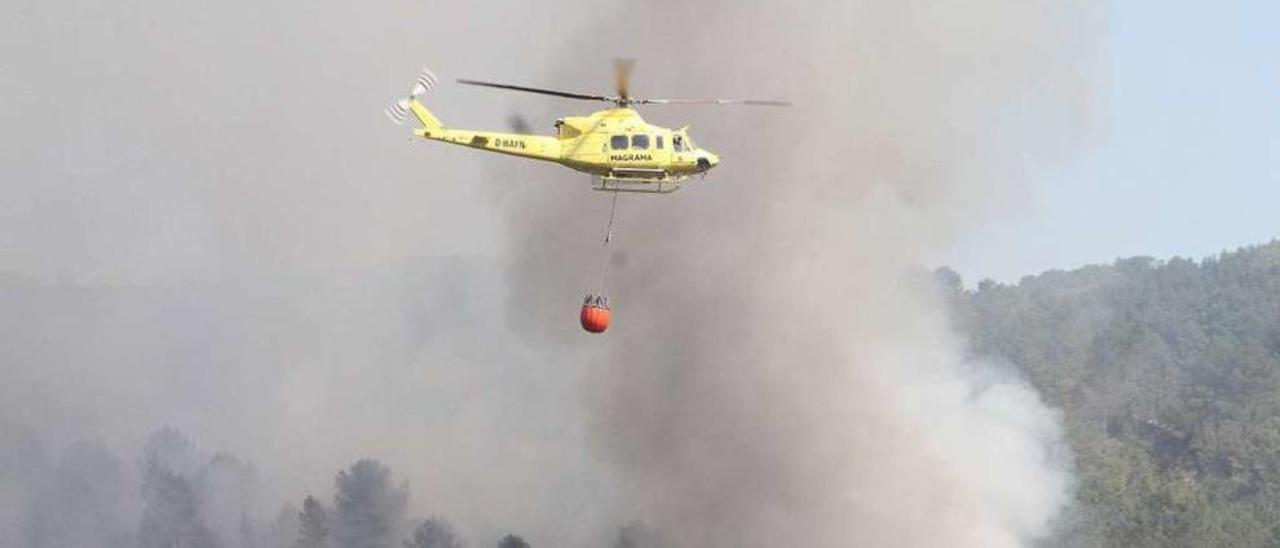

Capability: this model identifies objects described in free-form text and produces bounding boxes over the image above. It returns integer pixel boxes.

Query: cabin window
[610,135,628,150]
[631,134,650,149]
[656,135,664,150]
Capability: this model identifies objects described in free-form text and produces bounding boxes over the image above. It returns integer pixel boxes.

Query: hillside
[943,241,1280,547]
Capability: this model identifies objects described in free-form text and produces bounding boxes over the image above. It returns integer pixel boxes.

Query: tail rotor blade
[385,98,411,126]
[412,67,438,97]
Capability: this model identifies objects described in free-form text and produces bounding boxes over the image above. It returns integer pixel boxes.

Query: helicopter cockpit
[672,132,699,152]
[676,132,718,172]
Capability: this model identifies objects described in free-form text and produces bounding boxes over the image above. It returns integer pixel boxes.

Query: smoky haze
[499,1,1100,546]
[0,1,1100,547]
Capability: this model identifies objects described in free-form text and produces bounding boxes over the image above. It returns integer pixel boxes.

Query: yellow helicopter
[386,61,789,193]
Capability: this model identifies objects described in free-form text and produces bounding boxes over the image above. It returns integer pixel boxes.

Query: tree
[946,241,1280,547]
[143,426,201,477]
[331,459,409,548]
[297,495,329,548]
[201,453,260,546]
[613,522,665,548]
[496,534,529,548]
[138,428,262,548]
[404,517,462,548]
[138,459,220,548]
[268,503,301,548]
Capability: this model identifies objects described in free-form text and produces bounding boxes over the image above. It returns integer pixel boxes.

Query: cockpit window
[610,135,628,150]
[631,134,650,149]
[672,135,684,152]
[684,136,698,151]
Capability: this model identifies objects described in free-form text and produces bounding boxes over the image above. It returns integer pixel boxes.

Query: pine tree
[330,460,409,548]
[496,534,529,548]
[268,503,301,548]
[297,496,329,548]
[137,459,221,548]
[403,517,462,548]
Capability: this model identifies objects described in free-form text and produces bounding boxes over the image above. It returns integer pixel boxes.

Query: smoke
[1,0,619,545]
[494,1,1100,546]
[0,0,1098,547]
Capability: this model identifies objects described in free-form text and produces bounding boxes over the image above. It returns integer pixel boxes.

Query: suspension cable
[596,190,621,297]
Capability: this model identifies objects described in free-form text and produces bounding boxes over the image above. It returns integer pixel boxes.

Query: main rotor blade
[614,58,635,101]
[636,98,793,106]
[456,79,612,102]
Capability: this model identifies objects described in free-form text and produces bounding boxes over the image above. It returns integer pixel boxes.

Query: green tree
[946,241,1280,547]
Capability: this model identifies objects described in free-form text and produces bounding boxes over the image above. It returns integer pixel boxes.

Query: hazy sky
[0,1,1272,546]
[948,0,1280,283]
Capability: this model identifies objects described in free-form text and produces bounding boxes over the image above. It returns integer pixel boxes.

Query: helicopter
[385,60,790,193]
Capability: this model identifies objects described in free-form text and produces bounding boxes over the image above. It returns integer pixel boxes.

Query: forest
[942,240,1280,547]
[5,424,597,548]
[5,241,1280,547]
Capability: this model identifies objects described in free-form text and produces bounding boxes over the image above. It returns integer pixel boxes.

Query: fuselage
[553,108,719,178]
[409,102,719,186]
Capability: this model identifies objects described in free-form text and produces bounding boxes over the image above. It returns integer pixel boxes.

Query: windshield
[683,134,698,151]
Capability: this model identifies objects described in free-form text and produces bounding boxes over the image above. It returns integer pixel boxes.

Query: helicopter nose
[697,152,720,171]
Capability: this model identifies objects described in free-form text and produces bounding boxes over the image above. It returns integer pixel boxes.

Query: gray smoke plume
[1,0,1099,547]
[494,1,1100,546]
[1,1,618,545]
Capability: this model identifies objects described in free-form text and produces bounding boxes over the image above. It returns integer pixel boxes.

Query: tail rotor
[386,67,438,126]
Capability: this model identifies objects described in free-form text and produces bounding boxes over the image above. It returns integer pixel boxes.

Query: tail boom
[414,125,561,162]
[407,98,444,132]
[390,67,561,163]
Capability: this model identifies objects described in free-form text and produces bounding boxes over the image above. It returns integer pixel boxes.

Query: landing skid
[591,173,690,194]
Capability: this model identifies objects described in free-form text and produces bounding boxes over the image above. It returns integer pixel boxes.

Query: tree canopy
[943,241,1280,547]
